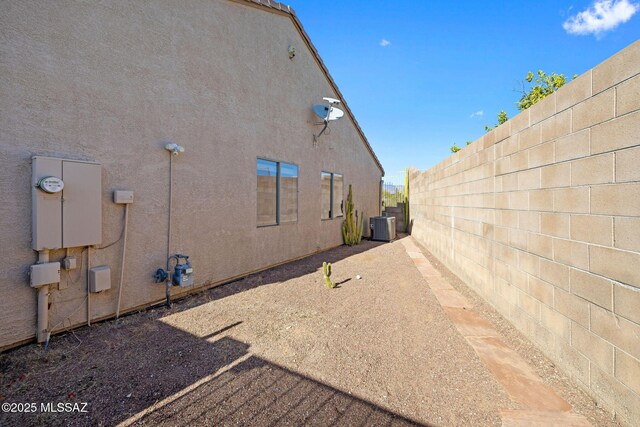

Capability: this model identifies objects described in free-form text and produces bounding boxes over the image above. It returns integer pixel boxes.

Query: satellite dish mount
[312,97,344,146]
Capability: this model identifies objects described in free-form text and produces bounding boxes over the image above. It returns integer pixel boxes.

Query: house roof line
[238,0,385,176]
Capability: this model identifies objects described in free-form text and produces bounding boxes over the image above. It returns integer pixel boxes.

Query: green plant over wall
[342,184,364,246]
[485,110,509,132]
[517,70,576,111]
[451,141,473,153]
[323,261,335,289]
[453,70,575,154]
[403,168,409,233]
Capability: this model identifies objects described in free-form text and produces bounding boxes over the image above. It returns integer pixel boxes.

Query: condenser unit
[370,216,396,242]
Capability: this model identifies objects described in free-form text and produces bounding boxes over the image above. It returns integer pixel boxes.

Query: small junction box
[30,262,61,288]
[89,266,111,293]
[113,191,134,204]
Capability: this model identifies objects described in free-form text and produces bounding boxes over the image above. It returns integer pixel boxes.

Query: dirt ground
[0,237,621,426]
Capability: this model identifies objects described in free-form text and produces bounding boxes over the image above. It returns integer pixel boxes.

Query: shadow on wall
[0,320,428,427]
[408,219,414,235]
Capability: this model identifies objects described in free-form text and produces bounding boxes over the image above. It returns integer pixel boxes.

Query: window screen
[333,173,343,218]
[280,163,298,223]
[321,172,332,220]
[257,159,277,226]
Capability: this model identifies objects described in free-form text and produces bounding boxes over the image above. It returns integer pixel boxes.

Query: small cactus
[323,261,336,289]
[403,168,409,233]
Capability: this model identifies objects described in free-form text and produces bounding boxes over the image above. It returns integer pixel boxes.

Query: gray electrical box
[89,266,111,293]
[32,156,102,250]
[32,157,63,250]
[30,262,61,288]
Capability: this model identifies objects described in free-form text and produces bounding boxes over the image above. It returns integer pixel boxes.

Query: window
[280,163,298,223]
[321,172,332,220]
[333,174,343,218]
[321,171,344,220]
[257,159,298,226]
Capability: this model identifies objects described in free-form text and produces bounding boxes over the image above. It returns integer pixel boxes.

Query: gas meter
[154,254,194,288]
[172,255,194,287]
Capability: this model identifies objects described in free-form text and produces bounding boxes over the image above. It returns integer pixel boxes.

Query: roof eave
[236,0,385,176]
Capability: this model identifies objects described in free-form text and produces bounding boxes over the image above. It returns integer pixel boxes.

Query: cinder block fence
[409,41,640,425]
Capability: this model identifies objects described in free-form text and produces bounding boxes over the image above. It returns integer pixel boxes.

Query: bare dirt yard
[0,237,620,426]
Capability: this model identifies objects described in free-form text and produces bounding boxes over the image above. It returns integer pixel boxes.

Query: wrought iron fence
[381,181,405,209]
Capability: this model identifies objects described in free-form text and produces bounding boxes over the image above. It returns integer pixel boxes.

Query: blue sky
[286,0,640,182]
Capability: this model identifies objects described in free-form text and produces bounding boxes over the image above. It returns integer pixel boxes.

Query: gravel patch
[0,237,607,426]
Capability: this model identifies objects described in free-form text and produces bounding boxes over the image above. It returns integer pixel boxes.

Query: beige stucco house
[0,0,384,350]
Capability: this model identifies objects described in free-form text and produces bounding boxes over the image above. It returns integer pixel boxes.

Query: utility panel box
[89,265,111,293]
[32,156,102,250]
[30,262,61,288]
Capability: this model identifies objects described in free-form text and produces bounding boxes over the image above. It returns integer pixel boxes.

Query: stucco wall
[0,1,382,349]
[409,41,640,425]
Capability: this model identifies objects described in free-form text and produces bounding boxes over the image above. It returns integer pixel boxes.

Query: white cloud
[470,110,484,118]
[563,0,639,37]
[379,38,391,47]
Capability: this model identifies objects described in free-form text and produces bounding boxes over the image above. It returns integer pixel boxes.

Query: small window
[333,173,343,218]
[280,163,298,223]
[257,159,298,226]
[257,159,278,226]
[321,171,343,220]
[321,172,332,220]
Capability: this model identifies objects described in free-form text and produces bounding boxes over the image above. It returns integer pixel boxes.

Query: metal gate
[381,180,404,208]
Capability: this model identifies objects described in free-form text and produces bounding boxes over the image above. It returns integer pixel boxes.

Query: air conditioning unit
[370,216,396,242]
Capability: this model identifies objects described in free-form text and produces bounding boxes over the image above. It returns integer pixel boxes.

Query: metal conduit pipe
[87,246,91,326]
[166,153,173,307]
[115,204,130,319]
[163,143,184,307]
[36,250,50,344]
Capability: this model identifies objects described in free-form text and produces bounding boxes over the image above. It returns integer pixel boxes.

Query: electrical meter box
[32,156,102,250]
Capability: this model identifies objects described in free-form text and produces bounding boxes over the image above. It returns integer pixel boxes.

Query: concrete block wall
[409,41,640,425]
[383,203,406,232]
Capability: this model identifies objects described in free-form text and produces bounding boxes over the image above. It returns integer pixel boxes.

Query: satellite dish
[313,105,344,122]
[312,97,344,145]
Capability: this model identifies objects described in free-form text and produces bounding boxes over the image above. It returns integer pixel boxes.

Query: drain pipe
[36,250,51,344]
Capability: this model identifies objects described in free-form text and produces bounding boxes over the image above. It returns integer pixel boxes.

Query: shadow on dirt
[0,240,431,426]
[1,320,428,426]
